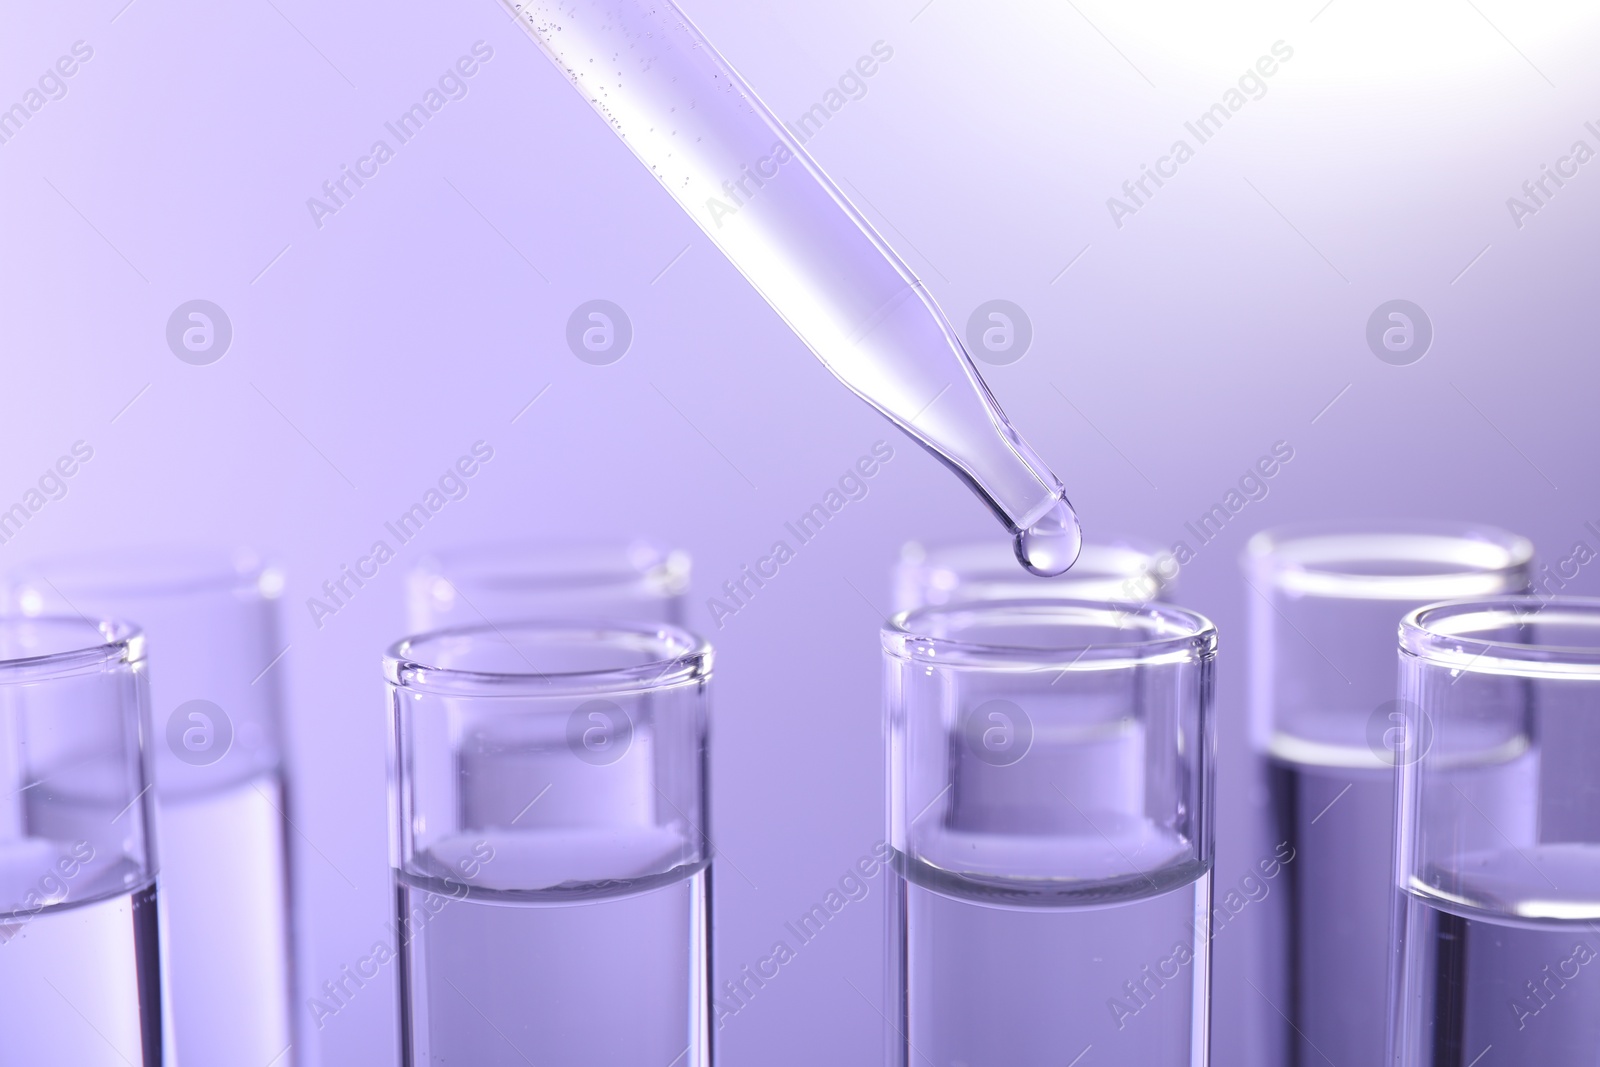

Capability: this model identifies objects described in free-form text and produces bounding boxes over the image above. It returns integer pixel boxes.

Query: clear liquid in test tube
[503,0,1081,575]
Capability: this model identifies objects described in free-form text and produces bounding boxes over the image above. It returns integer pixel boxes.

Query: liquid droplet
[1013,496,1082,577]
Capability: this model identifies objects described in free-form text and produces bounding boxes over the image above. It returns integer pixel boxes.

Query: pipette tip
[1013,497,1083,578]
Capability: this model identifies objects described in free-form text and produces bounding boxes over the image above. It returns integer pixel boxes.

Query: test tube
[1390,596,1600,1064]
[387,621,712,1066]
[1241,522,1532,1067]
[884,600,1216,1066]
[893,540,1175,613]
[6,550,297,1067]
[0,617,162,1065]
[406,539,691,631]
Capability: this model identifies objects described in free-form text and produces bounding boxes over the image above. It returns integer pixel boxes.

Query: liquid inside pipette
[506,0,1083,576]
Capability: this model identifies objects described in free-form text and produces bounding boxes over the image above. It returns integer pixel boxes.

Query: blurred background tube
[1241,522,1532,1067]
[407,539,690,631]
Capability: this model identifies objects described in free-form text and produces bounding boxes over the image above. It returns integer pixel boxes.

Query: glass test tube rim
[898,539,1171,602]
[385,618,711,698]
[0,615,144,683]
[1401,594,1600,679]
[414,538,691,597]
[1243,518,1533,600]
[883,597,1216,672]
[9,545,284,604]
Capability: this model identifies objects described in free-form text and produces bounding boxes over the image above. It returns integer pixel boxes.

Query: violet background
[4,1,1600,1063]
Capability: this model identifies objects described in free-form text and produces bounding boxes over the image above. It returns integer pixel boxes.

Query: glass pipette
[503,0,1081,574]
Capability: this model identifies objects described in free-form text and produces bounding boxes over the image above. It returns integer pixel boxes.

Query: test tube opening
[1390,595,1600,1064]
[884,598,1215,1064]
[387,620,715,1065]
[0,614,162,1066]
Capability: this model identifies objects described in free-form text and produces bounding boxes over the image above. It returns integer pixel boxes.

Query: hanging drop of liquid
[1014,496,1083,577]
